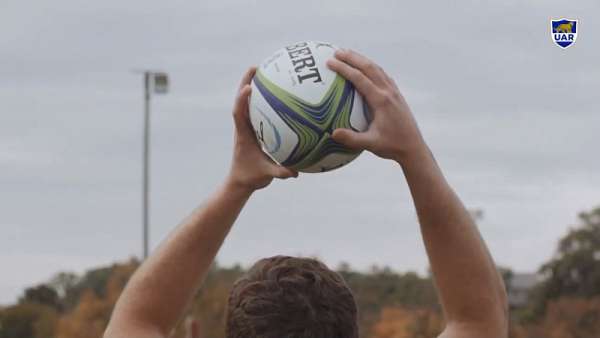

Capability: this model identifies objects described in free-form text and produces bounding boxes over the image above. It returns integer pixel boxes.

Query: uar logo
[551,18,578,49]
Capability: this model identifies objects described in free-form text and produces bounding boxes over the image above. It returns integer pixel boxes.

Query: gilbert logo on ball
[249,41,370,173]
[551,18,578,49]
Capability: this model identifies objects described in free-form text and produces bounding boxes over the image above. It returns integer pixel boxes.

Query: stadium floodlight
[133,70,169,259]
[152,72,169,94]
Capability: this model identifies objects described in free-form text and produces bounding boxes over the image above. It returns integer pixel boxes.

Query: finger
[384,72,397,87]
[332,128,373,151]
[232,85,256,139]
[327,58,384,107]
[239,66,257,90]
[334,49,389,87]
[232,84,251,119]
[270,164,299,179]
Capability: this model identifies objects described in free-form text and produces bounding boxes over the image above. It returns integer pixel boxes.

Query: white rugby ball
[249,41,369,173]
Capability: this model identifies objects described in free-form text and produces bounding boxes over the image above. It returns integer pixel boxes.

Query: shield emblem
[551,19,578,49]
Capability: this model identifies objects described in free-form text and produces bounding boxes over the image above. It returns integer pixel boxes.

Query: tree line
[1,206,599,338]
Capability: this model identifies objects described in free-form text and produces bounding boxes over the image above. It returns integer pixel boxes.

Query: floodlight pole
[135,69,168,260]
[142,71,151,259]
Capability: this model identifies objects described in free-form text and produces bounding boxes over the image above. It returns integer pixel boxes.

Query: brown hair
[225,256,358,338]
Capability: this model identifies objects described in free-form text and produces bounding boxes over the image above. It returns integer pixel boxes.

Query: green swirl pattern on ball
[253,69,361,171]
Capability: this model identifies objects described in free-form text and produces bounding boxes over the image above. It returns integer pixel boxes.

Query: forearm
[106,179,252,337]
[327,48,507,336]
[104,66,294,338]
[399,148,507,327]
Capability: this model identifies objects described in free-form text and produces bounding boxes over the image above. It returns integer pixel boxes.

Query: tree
[55,259,138,338]
[179,265,245,338]
[55,289,110,338]
[49,272,79,300]
[512,297,600,338]
[338,268,438,338]
[0,303,57,338]
[2,258,446,338]
[371,306,442,338]
[538,207,600,300]
[20,285,61,311]
[498,267,514,293]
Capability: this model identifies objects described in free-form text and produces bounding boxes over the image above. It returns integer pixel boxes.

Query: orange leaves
[371,306,443,338]
[55,260,138,338]
[56,290,108,338]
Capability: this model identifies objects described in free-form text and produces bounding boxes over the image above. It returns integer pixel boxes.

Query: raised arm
[104,68,297,338]
[328,50,508,338]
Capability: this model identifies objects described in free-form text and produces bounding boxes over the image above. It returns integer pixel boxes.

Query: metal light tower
[137,70,169,259]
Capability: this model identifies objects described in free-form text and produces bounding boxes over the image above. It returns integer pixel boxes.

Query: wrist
[395,144,447,189]
[223,175,256,198]
[393,140,431,167]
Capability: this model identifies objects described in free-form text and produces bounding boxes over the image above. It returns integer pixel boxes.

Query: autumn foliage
[371,307,442,338]
[4,259,600,338]
[2,207,600,338]
[54,261,137,338]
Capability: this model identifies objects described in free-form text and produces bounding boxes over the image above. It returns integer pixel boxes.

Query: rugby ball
[249,41,369,173]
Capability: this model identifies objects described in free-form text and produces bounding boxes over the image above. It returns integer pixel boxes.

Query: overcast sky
[1,0,599,304]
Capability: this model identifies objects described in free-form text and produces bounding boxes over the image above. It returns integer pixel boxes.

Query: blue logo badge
[551,19,578,49]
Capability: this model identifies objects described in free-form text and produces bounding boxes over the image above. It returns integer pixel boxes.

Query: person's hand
[327,49,429,165]
[226,67,298,193]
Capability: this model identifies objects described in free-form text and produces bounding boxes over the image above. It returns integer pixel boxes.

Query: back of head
[226,256,358,338]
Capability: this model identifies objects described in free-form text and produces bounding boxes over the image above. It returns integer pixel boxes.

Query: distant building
[508,272,540,308]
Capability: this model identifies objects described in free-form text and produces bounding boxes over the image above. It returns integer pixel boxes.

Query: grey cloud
[1,0,599,304]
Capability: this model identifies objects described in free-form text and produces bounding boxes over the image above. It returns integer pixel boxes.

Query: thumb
[270,165,299,179]
[332,128,372,151]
